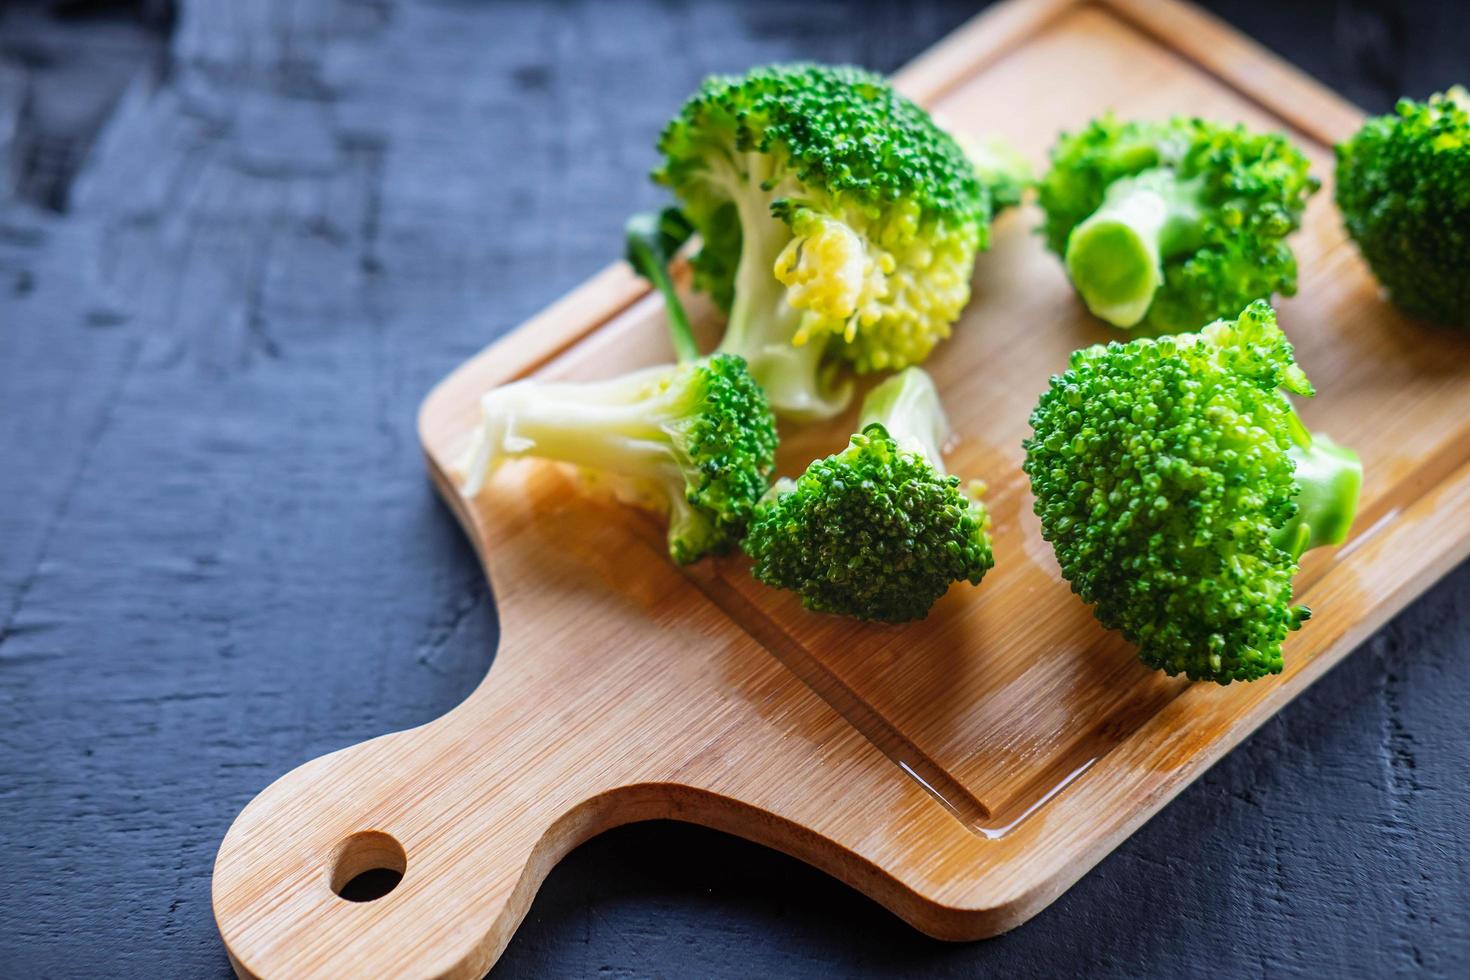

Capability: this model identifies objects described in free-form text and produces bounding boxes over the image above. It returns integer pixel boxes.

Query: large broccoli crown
[657,62,985,240]
[1023,301,1322,683]
[1335,87,1470,327]
[653,63,989,411]
[744,368,993,623]
[459,354,776,564]
[1038,115,1318,332]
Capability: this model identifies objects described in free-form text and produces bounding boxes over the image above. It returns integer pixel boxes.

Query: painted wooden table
[2,0,1467,976]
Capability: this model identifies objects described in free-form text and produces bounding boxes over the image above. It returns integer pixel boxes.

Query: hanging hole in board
[330,830,406,903]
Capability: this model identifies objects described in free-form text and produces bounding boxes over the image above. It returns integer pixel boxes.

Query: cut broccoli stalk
[1275,427,1363,560]
[460,366,719,559]
[856,364,950,468]
[1064,170,1205,327]
[1040,116,1318,335]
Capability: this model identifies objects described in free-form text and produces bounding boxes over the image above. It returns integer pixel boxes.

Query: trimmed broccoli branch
[1064,170,1205,327]
[1023,300,1362,684]
[454,216,779,565]
[1039,115,1318,333]
[459,360,773,563]
[1276,430,1363,559]
[745,367,993,623]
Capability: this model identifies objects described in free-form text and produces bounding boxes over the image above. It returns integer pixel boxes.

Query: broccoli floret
[1335,87,1470,327]
[459,354,775,564]
[1023,301,1361,684]
[458,216,777,564]
[1038,115,1318,332]
[744,367,994,623]
[962,134,1033,213]
[654,63,1005,419]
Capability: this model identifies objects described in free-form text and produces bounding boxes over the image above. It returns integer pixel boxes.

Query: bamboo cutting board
[212,0,1470,975]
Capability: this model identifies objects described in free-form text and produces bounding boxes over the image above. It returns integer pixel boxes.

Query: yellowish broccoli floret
[772,201,979,373]
[654,63,1025,418]
[775,208,892,347]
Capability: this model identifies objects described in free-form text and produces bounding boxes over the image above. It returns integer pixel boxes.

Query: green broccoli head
[1023,301,1361,684]
[654,63,996,418]
[1335,87,1470,327]
[459,353,777,564]
[1038,115,1319,332]
[744,367,993,623]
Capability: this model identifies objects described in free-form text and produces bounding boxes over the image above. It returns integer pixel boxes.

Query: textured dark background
[2,0,1467,976]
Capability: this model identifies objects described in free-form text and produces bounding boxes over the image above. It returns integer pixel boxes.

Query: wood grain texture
[5,1,1469,978]
[204,1,1470,975]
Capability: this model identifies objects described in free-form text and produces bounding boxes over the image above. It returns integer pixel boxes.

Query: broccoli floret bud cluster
[669,355,782,554]
[1039,115,1318,332]
[1335,87,1470,327]
[1023,301,1359,683]
[745,368,993,623]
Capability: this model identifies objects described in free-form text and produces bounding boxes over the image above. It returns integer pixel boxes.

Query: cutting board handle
[211,659,625,979]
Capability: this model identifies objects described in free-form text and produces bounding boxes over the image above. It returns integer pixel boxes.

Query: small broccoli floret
[1038,116,1318,332]
[460,220,776,564]
[1023,301,1362,684]
[1335,87,1470,327]
[459,354,776,564]
[744,367,993,623]
[961,134,1033,213]
[654,63,999,418]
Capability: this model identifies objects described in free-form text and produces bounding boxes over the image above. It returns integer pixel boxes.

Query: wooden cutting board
[212,0,1470,975]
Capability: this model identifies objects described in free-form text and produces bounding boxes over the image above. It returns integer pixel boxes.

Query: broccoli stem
[458,366,687,499]
[1064,169,1205,328]
[625,209,700,363]
[713,158,851,420]
[1274,429,1363,560]
[857,367,949,470]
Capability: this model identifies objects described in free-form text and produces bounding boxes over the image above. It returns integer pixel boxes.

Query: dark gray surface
[2,0,1467,976]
